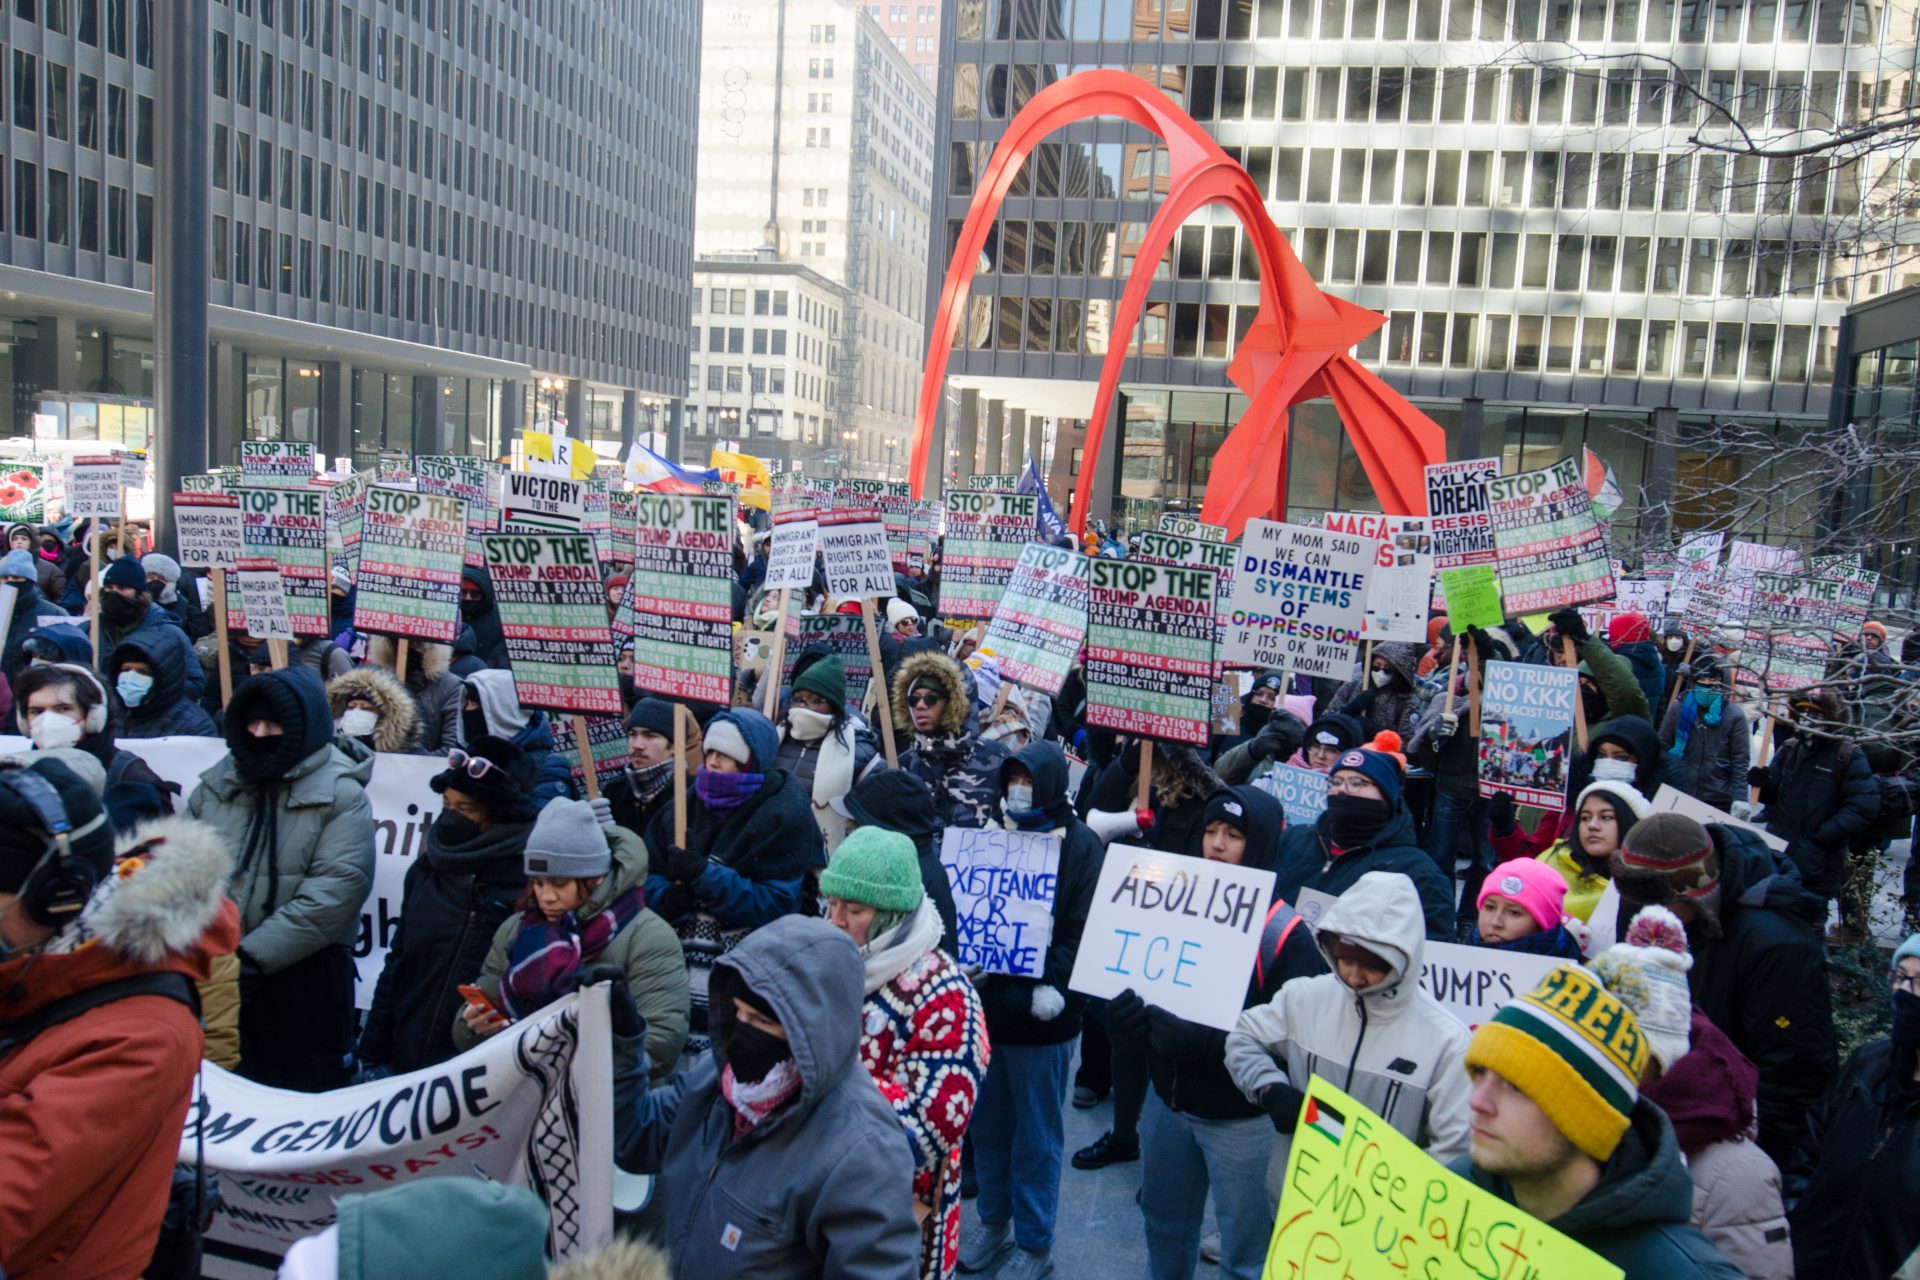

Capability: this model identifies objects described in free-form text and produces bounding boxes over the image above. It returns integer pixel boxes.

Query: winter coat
[448,624,488,679]
[1325,641,1426,741]
[358,814,533,1074]
[620,916,922,1280]
[366,634,461,751]
[1643,1009,1792,1280]
[892,652,1008,836]
[453,826,691,1084]
[604,762,675,837]
[854,900,990,1280]
[464,668,577,803]
[1536,840,1610,922]
[1228,870,1472,1203]
[846,769,959,956]
[0,581,68,681]
[1660,689,1752,810]
[107,629,219,738]
[99,598,206,705]
[1754,713,1880,896]
[1608,614,1669,719]
[458,565,512,669]
[1786,1038,1920,1280]
[326,663,424,754]
[1408,672,1483,799]
[1571,634,1653,730]
[1269,799,1455,940]
[972,741,1102,1047]
[59,727,181,835]
[7,524,64,601]
[776,713,879,852]
[0,815,241,1280]
[1688,823,1836,1164]
[1452,1100,1746,1278]
[153,572,211,641]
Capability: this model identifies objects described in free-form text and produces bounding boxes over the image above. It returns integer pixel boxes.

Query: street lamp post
[839,429,857,481]
[537,376,565,429]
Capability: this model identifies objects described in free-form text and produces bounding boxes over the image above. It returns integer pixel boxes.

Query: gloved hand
[667,844,707,884]
[1249,713,1304,763]
[1107,988,1149,1040]
[353,1060,393,1085]
[1747,766,1772,791]
[1548,608,1588,645]
[1433,711,1460,744]
[1262,1082,1307,1133]
[1487,791,1517,836]
[1030,984,1066,1021]
[1464,626,1498,660]
[1344,687,1378,716]
[652,881,696,924]
[1145,1006,1212,1060]
[588,796,615,827]
[237,951,265,1001]
[577,964,646,1040]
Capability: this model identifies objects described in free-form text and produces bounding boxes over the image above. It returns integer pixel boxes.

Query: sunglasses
[907,692,945,709]
[445,749,498,780]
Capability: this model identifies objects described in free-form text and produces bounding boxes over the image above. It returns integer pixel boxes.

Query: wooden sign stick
[572,714,601,801]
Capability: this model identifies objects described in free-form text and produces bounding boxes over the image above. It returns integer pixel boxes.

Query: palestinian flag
[1304,1095,1345,1144]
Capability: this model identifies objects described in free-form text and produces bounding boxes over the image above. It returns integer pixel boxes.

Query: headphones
[13,664,109,737]
[5,761,103,926]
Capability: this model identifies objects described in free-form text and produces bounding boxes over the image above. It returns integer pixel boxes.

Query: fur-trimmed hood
[365,633,452,685]
[547,1239,672,1280]
[327,664,423,753]
[891,651,971,737]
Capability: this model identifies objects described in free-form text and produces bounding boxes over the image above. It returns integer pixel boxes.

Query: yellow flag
[523,431,597,482]
[709,449,772,512]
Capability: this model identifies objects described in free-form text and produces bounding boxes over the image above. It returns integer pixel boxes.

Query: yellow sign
[1265,1077,1623,1280]
[709,449,771,511]
[523,431,597,481]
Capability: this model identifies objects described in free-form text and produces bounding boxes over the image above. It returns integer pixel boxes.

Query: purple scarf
[500,885,646,1019]
[696,767,765,813]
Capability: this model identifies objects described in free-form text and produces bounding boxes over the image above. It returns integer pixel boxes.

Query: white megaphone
[1086,807,1154,845]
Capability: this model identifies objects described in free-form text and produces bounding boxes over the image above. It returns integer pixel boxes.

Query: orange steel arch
[909,69,1445,538]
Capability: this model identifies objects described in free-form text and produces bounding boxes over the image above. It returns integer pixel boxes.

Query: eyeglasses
[445,749,498,780]
[1894,971,1920,992]
[907,692,944,709]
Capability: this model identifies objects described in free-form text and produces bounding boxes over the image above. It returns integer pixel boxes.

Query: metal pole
[153,0,211,548]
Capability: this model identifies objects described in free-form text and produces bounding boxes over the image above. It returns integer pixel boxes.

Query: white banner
[1069,842,1275,1031]
[1649,783,1786,852]
[940,825,1059,977]
[184,989,613,1278]
[819,506,896,600]
[1418,939,1563,1031]
[1323,512,1434,643]
[1220,520,1371,677]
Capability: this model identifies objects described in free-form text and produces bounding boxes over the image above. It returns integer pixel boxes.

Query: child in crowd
[1470,857,1588,959]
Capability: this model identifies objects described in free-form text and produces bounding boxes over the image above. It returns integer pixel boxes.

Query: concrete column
[29,315,77,394]
[318,362,351,464]
[1087,403,1120,527]
[564,380,587,439]
[1643,405,1679,547]
[151,0,209,551]
[620,390,639,455]
[953,388,980,487]
[984,398,1005,474]
[413,375,449,454]
[1007,407,1027,471]
[1458,396,1484,460]
[498,377,526,447]
[666,401,686,466]
[209,342,239,465]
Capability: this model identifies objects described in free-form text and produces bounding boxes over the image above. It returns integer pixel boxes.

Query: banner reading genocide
[352,488,466,643]
[982,542,1090,696]
[623,492,736,705]
[1085,558,1216,747]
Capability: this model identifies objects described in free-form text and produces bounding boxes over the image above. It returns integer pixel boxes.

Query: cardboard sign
[1440,565,1504,630]
[1135,529,1236,638]
[173,493,244,571]
[1268,1076,1624,1280]
[1487,456,1614,614]
[323,469,371,576]
[982,542,1090,696]
[1085,558,1217,747]
[0,462,46,522]
[764,478,827,592]
[940,826,1061,977]
[235,486,330,636]
[552,713,632,791]
[1220,519,1371,678]
[1665,532,1724,617]
[819,501,896,600]
[1254,763,1329,827]
[66,454,123,519]
[1649,783,1787,852]
[1720,540,1801,628]
[352,488,467,643]
[1325,511,1434,642]
[239,439,316,489]
[1419,939,1565,1030]
[416,454,496,569]
[621,493,736,705]
[502,471,584,532]
[1613,578,1669,622]
[606,489,638,567]
[234,558,295,641]
[1069,842,1276,1031]
[940,491,1038,619]
[482,533,624,716]
[1159,515,1227,541]
[1477,661,1578,811]
[781,613,876,708]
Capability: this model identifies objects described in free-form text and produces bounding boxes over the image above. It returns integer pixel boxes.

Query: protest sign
[173,492,244,571]
[1085,558,1217,747]
[1254,763,1328,827]
[1739,571,1839,691]
[239,440,316,489]
[552,714,633,792]
[323,469,371,576]
[1136,529,1236,635]
[1487,455,1613,614]
[234,559,295,642]
[183,990,613,1278]
[908,499,939,566]
[0,461,45,522]
[1069,842,1276,1031]
[780,613,878,707]
[819,499,896,599]
[180,472,223,494]
[1666,532,1724,617]
[1614,578,1670,622]
[1440,565,1503,630]
[966,472,1021,491]
[1649,783,1787,852]
[1679,570,1730,643]
[607,489,638,567]
[1220,519,1370,677]
[1425,456,1498,602]
[1477,661,1578,810]
[1158,515,1227,541]
[119,448,148,492]
[880,480,913,570]
[1419,939,1563,1030]
[66,454,123,519]
[764,477,827,591]
[1267,1076,1624,1280]
[416,454,495,568]
[482,533,624,716]
[941,826,1061,977]
[352,488,466,642]
[982,542,1090,695]
[1720,540,1801,626]
[502,471,584,532]
[622,492,736,704]
[941,490,1039,619]
[1836,565,1880,642]
[236,486,330,636]
[583,479,612,563]
[1324,511,1433,642]
[1293,886,1340,929]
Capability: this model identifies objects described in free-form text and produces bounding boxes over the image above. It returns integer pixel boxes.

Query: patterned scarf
[1667,689,1723,760]
[719,1058,803,1137]
[626,758,675,806]
[696,767,765,813]
[500,885,646,1019]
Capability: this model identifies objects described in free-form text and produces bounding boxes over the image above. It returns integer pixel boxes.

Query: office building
[866,1,943,87]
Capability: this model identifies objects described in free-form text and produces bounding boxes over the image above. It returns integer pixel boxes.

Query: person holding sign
[1746,686,1881,900]
[892,653,1008,836]
[367,635,464,753]
[776,654,880,851]
[104,632,218,738]
[95,557,206,705]
[603,698,684,836]
[1543,607,1652,730]
[1325,641,1427,742]
[1455,966,1746,1278]
[0,548,70,681]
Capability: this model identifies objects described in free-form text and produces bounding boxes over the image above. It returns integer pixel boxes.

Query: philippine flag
[625,442,718,494]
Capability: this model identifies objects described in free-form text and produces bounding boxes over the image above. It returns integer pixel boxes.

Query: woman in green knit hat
[822,827,989,1280]
[775,652,880,853]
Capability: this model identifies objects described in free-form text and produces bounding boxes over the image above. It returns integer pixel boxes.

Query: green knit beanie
[819,826,924,911]
[792,654,847,716]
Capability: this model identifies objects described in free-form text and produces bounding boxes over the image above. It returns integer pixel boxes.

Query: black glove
[1262,1082,1307,1133]
[237,950,265,1001]
[1144,1005,1212,1060]
[652,881,696,924]
[666,844,707,884]
[1464,626,1498,659]
[576,964,646,1040]
[1249,713,1304,764]
[1107,988,1149,1040]
[1487,791,1517,836]
[1344,687,1378,716]
[1747,766,1772,791]
[1548,608,1589,645]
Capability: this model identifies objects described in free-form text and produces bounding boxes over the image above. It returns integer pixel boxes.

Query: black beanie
[432,734,539,824]
[625,697,678,738]
[224,667,330,784]
[0,758,113,895]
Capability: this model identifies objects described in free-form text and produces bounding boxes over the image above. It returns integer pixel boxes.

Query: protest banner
[65,454,123,519]
[765,477,827,591]
[1739,571,1840,691]
[941,826,1061,977]
[982,542,1090,696]
[236,486,330,636]
[1720,539,1801,626]
[819,498,896,600]
[180,472,223,494]
[323,469,371,576]
[1649,783,1787,852]
[183,990,614,1278]
[779,613,878,707]
[1477,660,1578,810]
[352,488,466,643]
[1085,558,1217,747]
[1439,565,1503,630]
[552,713,633,792]
[966,472,1021,491]
[940,490,1038,619]
[1614,578,1670,622]
[234,559,295,642]
[1220,519,1370,678]
[1324,511,1434,642]
[1836,565,1880,642]
[1254,762,1328,827]
[583,479,612,563]
[119,448,148,492]
[482,533,624,717]
[1419,938,1563,1030]
[502,471,584,532]
[622,492,736,705]
[1486,455,1613,614]
[416,454,495,568]
[1069,842,1276,1031]
[607,489,638,567]
[1135,529,1236,636]
[239,439,316,489]
[1159,514,1227,541]
[1267,1076,1624,1280]
[1425,456,1498,598]
[0,461,45,522]
[174,492,244,571]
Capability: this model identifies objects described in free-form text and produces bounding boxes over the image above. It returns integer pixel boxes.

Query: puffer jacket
[892,652,1007,838]
[1607,612,1669,719]
[1660,687,1751,810]
[1753,691,1880,896]
[8,523,63,601]
[458,565,512,669]
[464,668,577,804]
[1269,798,1454,940]
[106,629,219,738]
[366,634,462,751]
[1786,1037,1920,1280]
[620,917,921,1280]
[98,598,205,705]
[0,579,69,681]
[1325,640,1426,741]
[326,663,424,754]
[1226,870,1472,1204]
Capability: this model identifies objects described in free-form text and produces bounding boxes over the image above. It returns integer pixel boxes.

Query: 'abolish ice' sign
[941,826,1060,978]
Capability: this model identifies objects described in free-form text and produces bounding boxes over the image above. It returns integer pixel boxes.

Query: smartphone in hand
[458,984,506,1022]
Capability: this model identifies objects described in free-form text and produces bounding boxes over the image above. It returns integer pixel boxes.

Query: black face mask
[101,592,144,625]
[618,673,638,706]
[1241,703,1271,734]
[459,597,487,620]
[1581,686,1609,724]
[1322,794,1392,847]
[723,1021,793,1083]
[462,706,489,744]
[1892,988,1920,1051]
[433,809,484,846]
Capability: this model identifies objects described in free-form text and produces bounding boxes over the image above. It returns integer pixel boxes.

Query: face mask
[787,707,833,742]
[115,671,154,707]
[1892,988,1920,1051]
[459,597,486,619]
[339,707,379,738]
[1240,702,1271,734]
[101,592,143,624]
[1581,687,1609,723]
[1005,783,1034,812]
[1591,757,1637,783]
[1322,794,1391,847]
[1371,669,1394,689]
[1665,636,1686,652]
[723,1020,793,1083]
[29,710,83,750]
[433,809,484,846]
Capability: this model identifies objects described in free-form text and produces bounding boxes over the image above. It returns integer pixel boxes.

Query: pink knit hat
[1477,858,1570,932]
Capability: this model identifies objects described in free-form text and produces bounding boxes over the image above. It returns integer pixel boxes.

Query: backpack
[1835,742,1917,842]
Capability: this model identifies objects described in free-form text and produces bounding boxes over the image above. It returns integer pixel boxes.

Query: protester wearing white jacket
[1224,870,1473,1207]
